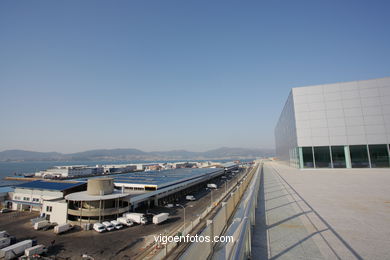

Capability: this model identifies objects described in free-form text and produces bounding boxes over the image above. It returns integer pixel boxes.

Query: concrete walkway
[252,161,390,260]
[252,163,324,260]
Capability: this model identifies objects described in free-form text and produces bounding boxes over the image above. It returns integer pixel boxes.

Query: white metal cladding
[275,92,298,164]
[292,77,390,147]
[275,77,390,165]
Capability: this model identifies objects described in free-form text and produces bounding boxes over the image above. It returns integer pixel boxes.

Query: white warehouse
[35,165,104,178]
[275,77,390,168]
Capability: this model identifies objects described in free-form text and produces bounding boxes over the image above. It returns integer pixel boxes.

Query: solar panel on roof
[112,168,222,188]
[17,180,85,191]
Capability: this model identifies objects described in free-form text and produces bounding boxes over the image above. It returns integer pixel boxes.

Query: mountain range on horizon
[0,147,274,162]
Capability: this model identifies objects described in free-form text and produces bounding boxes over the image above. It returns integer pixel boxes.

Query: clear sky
[1,0,390,153]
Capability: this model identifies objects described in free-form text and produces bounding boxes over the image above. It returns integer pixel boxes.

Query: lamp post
[176,204,193,234]
[225,181,227,194]
[210,189,213,206]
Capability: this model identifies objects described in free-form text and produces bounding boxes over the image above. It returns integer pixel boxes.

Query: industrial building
[275,77,390,168]
[102,164,137,174]
[10,180,86,211]
[35,165,104,178]
[7,166,236,225]
[65,178,131,225]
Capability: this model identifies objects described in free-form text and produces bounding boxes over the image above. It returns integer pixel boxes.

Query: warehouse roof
[16,180,86,191]
[74,168,224,189]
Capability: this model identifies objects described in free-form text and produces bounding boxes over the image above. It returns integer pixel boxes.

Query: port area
[3,169,145,182]
[0,169,246,260]
[252,161,390,260]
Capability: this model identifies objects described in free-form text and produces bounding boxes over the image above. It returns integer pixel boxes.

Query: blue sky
[1,0,390,153]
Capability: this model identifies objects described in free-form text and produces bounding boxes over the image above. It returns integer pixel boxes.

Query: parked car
[93,223,106,233]
[207,183,217,189]
[165,204,174,208]
[0,209,11,213]
[186,195,196,201]
[102,221,115,231]
[110,220,123,230]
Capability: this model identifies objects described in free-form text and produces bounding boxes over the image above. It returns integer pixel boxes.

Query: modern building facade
[275,77,390,168]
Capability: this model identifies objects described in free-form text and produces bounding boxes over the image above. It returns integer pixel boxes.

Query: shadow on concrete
[266,200,302,212]
[267,211,312,229]
[272,166,364,260]
[269,229,329,260]
[251,166,269,259]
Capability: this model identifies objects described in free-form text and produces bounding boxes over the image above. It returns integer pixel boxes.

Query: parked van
[110,220,123,230]
[93,223,106,233]
[102,221,115,231]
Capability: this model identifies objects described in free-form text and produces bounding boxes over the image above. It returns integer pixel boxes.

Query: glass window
[350,145,370,168]
[302,147,314,168]
[331,146,346,168]
[314,146,332,168]
[369,144,390,168]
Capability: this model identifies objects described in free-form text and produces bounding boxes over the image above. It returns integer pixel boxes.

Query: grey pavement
[252,163,324,260]
[252,161,390,260]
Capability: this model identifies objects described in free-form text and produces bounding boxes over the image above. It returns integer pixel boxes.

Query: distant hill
[0,150,63,162]
[0,147,274,162]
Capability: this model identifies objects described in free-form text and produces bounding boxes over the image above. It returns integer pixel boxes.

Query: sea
[0,159,252,187]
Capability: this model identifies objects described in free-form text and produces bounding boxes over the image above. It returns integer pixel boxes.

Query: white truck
[152,213,169,224]
[186,195,196,201]
[117,217,134,227]
[0,237,11,249]
[0,240,33,260]
[207,183,217,189]
[34,220,51,230]
[123,213,147,225]
[25,244,48,257]
[54,223,73,234]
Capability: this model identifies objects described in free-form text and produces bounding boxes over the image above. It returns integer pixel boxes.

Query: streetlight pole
[177,204,186,234]
[210,189,213,206]
[225,181,227,194]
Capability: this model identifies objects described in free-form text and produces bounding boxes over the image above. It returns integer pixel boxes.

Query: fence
[177,163,261,260]
[211,161,262,260]
[141,165,259,260]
